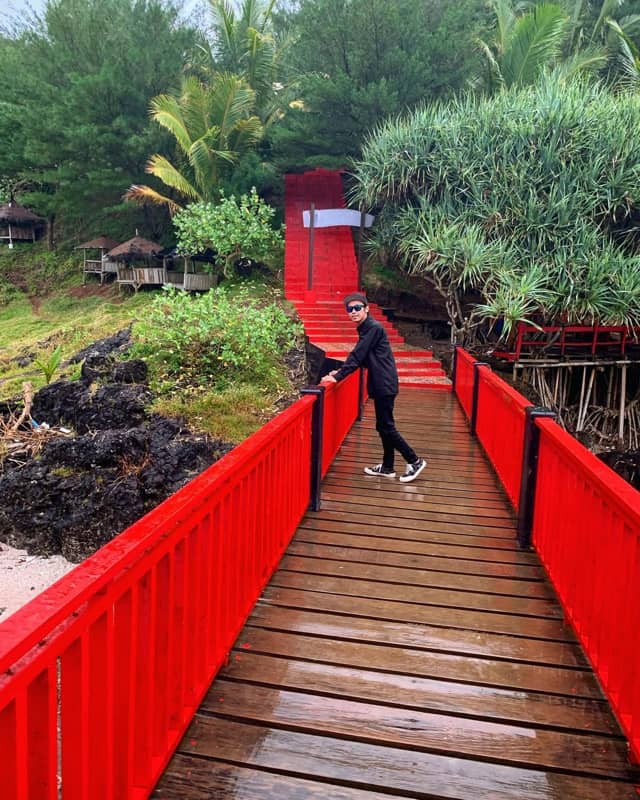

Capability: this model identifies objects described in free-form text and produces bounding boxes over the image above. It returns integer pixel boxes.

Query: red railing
[494,321,633,361]
[453,347,475,419]
[475,367,529,510]
[453,345,640,762]
[533,419,640,761]
[321,370,362,476]
[0,382,369,800]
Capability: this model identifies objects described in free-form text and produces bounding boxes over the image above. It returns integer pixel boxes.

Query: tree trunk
[47,214,56,251]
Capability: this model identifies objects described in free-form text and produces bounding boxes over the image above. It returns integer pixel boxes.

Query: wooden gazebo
[0,202,45,247]
[107,235,164,292]
[160,247,217,292]
[76,235,120,284]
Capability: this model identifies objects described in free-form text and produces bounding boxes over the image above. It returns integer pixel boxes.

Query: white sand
[0,542,75,623]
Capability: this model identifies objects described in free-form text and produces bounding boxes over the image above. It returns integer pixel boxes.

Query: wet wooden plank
[261,585,574,640]
[327,470,510,498]
[318,497,515,531]
[322,478,513,510]
[248,606,585,666]
[283,543,554,598]
[221,650,618,734]
[152,756,397,799]
[269,568,562,618]
[321,488,515,521]
[199,681,633,779]
[296,526,540,567]
[176,717,639,800]
[236,627,600,697]
[300,512,520,544]
[293,528,545,578]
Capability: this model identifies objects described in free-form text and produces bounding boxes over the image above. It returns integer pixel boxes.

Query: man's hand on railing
[321,371,337,384]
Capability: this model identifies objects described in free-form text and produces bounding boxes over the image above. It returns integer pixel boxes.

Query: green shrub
[131,286,302,390]
[173,188,284,278]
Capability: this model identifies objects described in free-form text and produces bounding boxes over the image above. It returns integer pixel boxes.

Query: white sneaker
[399,458,426,483]
[364,464,397,478]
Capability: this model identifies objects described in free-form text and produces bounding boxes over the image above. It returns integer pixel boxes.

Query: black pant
[374,394,418,470]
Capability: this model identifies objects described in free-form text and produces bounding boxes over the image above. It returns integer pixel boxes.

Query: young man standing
[321,292,426,483]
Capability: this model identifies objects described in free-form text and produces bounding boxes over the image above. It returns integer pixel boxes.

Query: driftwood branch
[10,382,33,432]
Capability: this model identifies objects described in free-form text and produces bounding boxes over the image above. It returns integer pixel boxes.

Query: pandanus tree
[125,74,263,214]
[352,73,640,344]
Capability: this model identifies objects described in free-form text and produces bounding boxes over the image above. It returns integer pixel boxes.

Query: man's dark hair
[343,292,368,307]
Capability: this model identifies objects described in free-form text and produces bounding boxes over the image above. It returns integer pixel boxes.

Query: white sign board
[302,208,374,228]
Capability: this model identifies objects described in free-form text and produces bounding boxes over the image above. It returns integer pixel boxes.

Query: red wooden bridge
[1,171,639,799]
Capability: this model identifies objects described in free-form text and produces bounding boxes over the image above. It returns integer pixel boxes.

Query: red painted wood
[454,345,640,764]
[532,418,640,762]
[476,366,529,510]
[453,346,475,418]
[0,395,316,799]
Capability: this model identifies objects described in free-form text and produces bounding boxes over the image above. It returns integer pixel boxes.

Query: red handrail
[453,345,640,761]
[0,395,316,799]
[453,347,475,419]
[320,370,361,476]
[532,418,640,762]
[475,367,529,511]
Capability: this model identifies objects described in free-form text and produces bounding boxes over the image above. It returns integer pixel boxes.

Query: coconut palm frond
[501,3,569,87]
[227,116,264,151]
[207,72,257,130]
[187,137,218,194]
[146,155,202,203]
[492,0,518,54]
[605,18,640,87]
[208,0,241,67]
[592,0,625,38]
[476,37,507,92]
[149,94,193,154]
[123,184,183,216]
[245,29,279,108]
[556,45,607,79]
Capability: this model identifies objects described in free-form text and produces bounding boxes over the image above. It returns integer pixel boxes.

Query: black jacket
[333,315,398,398]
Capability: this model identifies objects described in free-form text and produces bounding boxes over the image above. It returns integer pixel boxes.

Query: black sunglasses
[347,304,365,313]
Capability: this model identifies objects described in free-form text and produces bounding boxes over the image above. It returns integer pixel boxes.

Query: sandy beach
[0,542,75,622]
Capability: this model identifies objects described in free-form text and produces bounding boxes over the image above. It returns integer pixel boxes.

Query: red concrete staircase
[284,169,451,389]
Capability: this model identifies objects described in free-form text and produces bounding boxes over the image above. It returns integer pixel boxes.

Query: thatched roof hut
[76,236,120,251]
[77,236,121,284]
[107,235,162,262]
[0,202,45,246]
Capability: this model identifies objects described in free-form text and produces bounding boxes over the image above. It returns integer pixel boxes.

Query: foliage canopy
[125,74,264,213]
[173,188,284,276]
[0,0,195,238]
[353,74,640,341]
[271,0,491,168]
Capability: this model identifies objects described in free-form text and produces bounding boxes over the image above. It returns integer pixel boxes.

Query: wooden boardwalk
[153,389,639,800]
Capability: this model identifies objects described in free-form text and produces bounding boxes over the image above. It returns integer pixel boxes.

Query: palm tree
[191,0,289,126]
[477,1,598,91]
[125,74,263,214]
[477,0,640,92]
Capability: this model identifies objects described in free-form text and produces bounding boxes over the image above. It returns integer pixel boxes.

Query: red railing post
[300,385,326,511]
[517,406,556,549]
[451,344,459,387]
[470,362,489,436]
[357,367,366,421]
